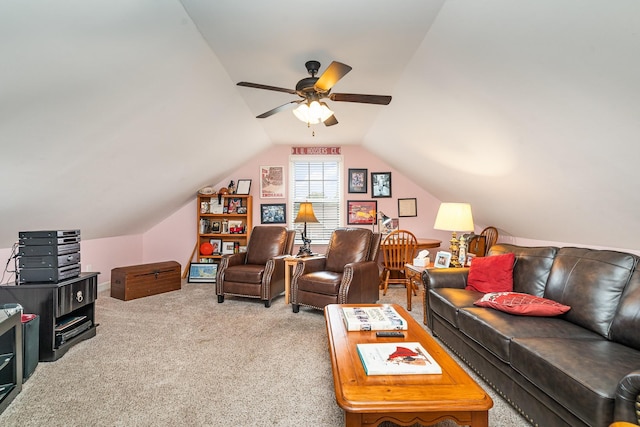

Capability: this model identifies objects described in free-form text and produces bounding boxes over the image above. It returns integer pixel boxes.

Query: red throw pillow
[474,292,571,316]
[466,253,515,293]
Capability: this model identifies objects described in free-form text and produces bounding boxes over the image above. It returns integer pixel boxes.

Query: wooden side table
[405,263,433,317]
[283,255,324,304]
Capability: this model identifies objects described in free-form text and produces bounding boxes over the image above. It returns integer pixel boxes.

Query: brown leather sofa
[291,228,382,312]
[423,244,640,427]
[216,226,295,307]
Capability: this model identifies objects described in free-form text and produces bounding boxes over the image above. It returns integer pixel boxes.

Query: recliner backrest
[324,228,373,273]
[245,226,289,265]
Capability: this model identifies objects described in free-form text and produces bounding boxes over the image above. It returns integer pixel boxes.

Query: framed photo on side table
[348,168,368,193]
[188,263,218,283]
[434,251,452,268]
[371,172,392,198]
[347,200,377,225]
[398,198,417,217]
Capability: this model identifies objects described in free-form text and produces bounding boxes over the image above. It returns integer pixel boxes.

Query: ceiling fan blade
[256,100,301,118]
[329,93,392,105]
[314,62,352,92]
[237,82,297,95]
[324,114,338,126]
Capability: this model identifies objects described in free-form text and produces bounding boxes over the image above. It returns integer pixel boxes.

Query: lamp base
[297,237,313,257]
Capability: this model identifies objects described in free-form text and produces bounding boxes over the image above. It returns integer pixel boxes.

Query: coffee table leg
[344,411,362,427]
[471,411,489,427]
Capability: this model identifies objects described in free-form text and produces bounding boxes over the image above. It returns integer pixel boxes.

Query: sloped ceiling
[1,0,639,252]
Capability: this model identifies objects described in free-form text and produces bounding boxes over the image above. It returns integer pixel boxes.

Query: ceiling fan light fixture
[293,101,334,125]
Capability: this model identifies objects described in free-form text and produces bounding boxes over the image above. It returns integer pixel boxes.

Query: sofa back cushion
[544,247,636,338]
[608,263,640,350]
[488,244,557,297]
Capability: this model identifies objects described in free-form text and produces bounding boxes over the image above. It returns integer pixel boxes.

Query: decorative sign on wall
[291,147,341,155]
[260,165,285,198]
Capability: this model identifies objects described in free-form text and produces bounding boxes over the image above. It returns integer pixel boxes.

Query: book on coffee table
[357,342,442,375]
[342,306,408,331]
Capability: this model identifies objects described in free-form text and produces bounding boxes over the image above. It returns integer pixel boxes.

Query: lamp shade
[433,203,474,232]
[293,101,334,125]
[294,202,319,223]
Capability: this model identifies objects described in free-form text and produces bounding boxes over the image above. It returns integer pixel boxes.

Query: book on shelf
[341,306,408,331]
[357,342,442,375]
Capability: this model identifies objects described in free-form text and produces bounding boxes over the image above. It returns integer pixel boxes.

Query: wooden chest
[110,261,181,301]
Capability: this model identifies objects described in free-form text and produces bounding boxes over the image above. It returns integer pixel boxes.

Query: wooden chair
[480,226,499,255]
[380,230,418,298]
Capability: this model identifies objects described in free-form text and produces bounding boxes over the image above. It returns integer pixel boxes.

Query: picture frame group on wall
[348,168,368,193]
[261,203,286,224]
[188,263,218,283]
[398,198,417,217]
[371,172,392,198]
[347,200,377,225]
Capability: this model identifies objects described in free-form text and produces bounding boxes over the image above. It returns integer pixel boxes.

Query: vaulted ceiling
[1,1,639,252]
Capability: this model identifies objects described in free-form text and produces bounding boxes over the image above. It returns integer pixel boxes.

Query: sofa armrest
[615,370,640,424]
[423,267,470,290]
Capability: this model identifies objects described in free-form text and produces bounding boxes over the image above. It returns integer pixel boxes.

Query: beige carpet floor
[0,281,529,426]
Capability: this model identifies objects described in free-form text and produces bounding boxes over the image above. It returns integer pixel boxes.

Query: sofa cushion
[224,264,264,284]
[609,268,640,350]
[544,247,636,338]
[457,307,598,363]
[466,253,515,293]
[474,292,571,316]
[429,288,482,328]
[511,337,640,427]
[296,271,342,296]
[488,245,557,297]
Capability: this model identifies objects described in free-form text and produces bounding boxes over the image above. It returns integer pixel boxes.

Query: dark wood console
[0,273,98,362]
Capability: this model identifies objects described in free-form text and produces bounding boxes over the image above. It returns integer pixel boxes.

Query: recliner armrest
[423,267,469,290]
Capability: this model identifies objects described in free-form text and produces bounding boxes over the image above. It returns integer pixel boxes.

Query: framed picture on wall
[398,198,417,217]
[371,172,392,198]
[347,200,377,225]
[261,203,286,224]
[348,168,368,193]
[260,165,285,198]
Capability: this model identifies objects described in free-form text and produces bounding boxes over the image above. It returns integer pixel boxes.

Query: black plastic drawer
[56,277,97,317]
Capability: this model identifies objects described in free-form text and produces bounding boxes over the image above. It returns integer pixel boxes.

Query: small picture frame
[222,241,236,255]
[227,198,242,213]
[347,200,377,225]
[398,198,417,217]
[237,206,247,214]
[210,221,221,233]
[236,179,252,195]
[348,168,368,193]
[466,254,476,267]
[371,172,392,198]
[188,263,218,283]
[209,238,222,254]
[434,251,452,268]
[261,203,286,224]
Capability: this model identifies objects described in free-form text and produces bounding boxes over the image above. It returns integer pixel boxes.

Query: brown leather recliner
[216,226,295,307]
[291,228,382,313]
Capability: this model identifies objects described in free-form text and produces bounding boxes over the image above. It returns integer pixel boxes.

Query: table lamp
[374,211,393,233]
[433,203,474,267]
[294,202,319,257]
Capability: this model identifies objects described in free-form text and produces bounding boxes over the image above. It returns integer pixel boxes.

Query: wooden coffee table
[324,303,493,427]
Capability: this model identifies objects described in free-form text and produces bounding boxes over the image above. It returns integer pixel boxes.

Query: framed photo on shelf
[348,168,368,193]
[261,203,286,224]
[221,241,236,255]
[209,238,222,254]
[347,200,377,225]
[227,198,242,213]
[371,172,392,198]
[434,251,452,268]
[188,263,218,283]
[210,221,221,233]
[260,165,285,198]
[236,179,252,195]
[398,198,417,217]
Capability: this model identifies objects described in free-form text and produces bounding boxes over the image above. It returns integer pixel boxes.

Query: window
[289,156,342,245]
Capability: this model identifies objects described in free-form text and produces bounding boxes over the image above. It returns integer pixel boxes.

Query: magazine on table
[342,306,408,331]
[357,342,442,375]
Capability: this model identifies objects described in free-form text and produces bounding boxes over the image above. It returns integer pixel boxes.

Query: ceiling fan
[237,60,392,126]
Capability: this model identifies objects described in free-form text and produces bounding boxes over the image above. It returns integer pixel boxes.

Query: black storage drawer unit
[56,276,96,317]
